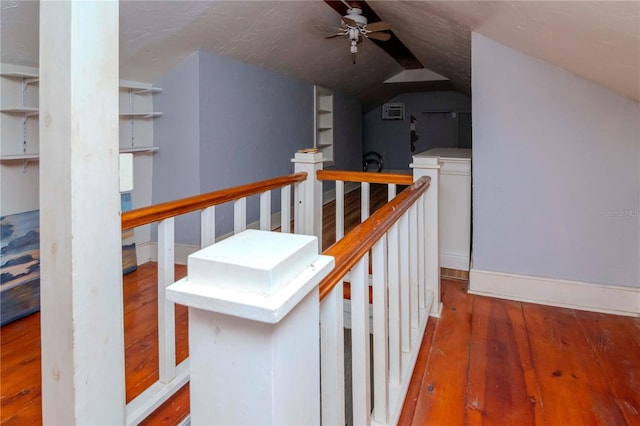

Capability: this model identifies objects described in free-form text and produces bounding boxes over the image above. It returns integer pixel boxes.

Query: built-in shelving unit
[119,80,162,151]
[313,86,334,163]
[1,66,162,160]
[1,69,40,158]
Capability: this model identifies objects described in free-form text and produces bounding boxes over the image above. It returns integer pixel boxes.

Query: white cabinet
[313,86,333,163]
[1,64,161,160]
[418,148,472,271]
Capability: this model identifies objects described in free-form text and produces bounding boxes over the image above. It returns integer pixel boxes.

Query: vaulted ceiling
[1,1,638,108]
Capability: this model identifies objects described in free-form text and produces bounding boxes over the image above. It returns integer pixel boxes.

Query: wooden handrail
[316,170,413,186]
[318,176,431,301]
[122,173,307,230]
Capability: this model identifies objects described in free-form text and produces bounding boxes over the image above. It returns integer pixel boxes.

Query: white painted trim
[125,359,190,426]
[323,181,360,205]
[469,269,640,317]
[440,248,470,271]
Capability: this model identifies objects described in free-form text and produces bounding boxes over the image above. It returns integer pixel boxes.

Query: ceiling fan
[323,0,423,69]
[324,2,391,63]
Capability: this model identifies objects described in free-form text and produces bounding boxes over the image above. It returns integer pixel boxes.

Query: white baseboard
[440,249,470,271]
[469,269,640,317]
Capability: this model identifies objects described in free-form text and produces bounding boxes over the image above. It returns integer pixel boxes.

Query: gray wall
[153,51,363,244]
[197,51,314,237]
[472,33,640,287]
[153,52,202,244]
[363,91,471,171]
[333,91,363,171]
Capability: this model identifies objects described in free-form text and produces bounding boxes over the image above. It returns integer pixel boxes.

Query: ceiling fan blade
[325,33,347,39]
[342,16,357,27]
[315,24,345,32]
[366,31,391,41]
[365,21,391,32]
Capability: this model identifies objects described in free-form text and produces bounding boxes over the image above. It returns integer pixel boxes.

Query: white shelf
[119,146,159,153]
[1,147,159,161]
[1,107,39,115]
[1,71,39,80]
[0,154,39,161]
[119,81,162,92]
[119,112,163,118]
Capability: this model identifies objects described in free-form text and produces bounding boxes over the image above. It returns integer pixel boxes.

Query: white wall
[472,33,640,288]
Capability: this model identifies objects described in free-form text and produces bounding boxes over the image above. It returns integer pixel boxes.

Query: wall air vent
[382,103,404,120]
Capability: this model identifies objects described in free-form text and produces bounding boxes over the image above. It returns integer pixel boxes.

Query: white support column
[39,2,125,424]
[411,154,442,317]
[167,230,334,425]
[292,151,324,242]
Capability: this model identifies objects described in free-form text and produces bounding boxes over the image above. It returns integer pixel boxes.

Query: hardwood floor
[399,279,640,425]
[0,263,191,425]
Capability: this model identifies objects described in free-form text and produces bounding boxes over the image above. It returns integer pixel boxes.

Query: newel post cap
[292,151,324,164]
[166,230,334,323]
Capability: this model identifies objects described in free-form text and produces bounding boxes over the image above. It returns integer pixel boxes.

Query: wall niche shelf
[313,86,334,163]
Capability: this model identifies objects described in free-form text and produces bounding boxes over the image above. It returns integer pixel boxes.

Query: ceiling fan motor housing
[344,7,367,26]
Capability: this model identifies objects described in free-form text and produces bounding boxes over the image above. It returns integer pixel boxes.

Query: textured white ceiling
[1,1,639,103]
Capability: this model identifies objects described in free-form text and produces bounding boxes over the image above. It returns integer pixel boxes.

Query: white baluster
[234,197,247,234]
[417,195,426,313]
[336,180,345,241]
[388,183,396,202]
[409,204,419,330]
[158,218,176,383]
[387,222,401,385]
[372,236,389,424]
[200,206,215,248]
[281,185,291,233]
[351,255,371,426]
[399,213,410,352]
[260,190,271,231]
[361,181,370,222]
[320,284,346,425]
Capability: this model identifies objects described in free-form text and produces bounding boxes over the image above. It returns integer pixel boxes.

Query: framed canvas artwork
[1,209,40,326]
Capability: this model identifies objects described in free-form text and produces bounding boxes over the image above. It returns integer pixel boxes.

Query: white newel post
[411,154,443,317]
[166,230,334,425]
[292,151,324,242]
[39,1,125,424]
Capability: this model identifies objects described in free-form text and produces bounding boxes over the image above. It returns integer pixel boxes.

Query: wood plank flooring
[399,280,640,425]
[0,263,191,425]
